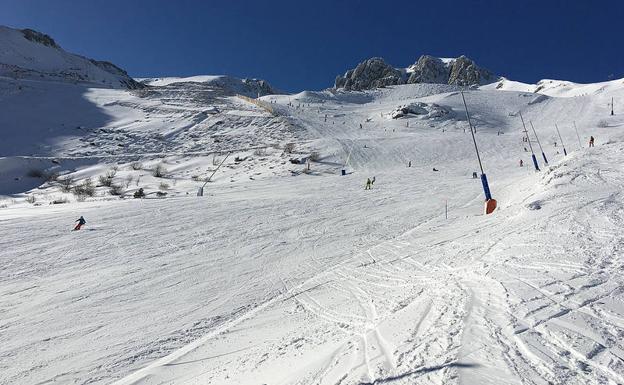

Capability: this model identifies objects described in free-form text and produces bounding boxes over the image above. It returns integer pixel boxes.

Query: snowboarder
[365,178,372,190]
[73,216,86,231]
[589,136,595,147]
[519,159,524,167]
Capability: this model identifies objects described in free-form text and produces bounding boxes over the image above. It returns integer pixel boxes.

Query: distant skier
[365,178,372,190]
[408,161,412,168]
[519,159,524,167]
[589,136,595,147]
[472,172,478,179]
[371,176,376,185]
[73,216,86,231]
[359,123,362,129]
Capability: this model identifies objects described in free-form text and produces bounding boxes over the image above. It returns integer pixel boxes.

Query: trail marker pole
[445,199,448,219]
[461,91,496,214]
[554,123,567,156]
[573,121,582,148]
[519,112,540,171]
[530,121,548,165]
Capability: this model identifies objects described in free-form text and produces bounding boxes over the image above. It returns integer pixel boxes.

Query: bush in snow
[152,163,167,178]
[158,182,170,191]
[597,119,609,128]
[309,151,320,161]
[25,195,36,204]
[284,143,296,153]
[124,175,134,188]
[73,178,95,197]
[58,176,73,192]
[131,161,143,170]
[109,184,124,196]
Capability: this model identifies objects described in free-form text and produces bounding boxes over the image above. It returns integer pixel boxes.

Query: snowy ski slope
[1,73,624,385]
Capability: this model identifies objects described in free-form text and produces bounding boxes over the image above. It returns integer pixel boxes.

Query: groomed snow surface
[2,77,624,385]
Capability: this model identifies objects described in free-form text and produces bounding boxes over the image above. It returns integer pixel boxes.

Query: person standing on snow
[365,178,372,190]
[589,136,595,147]
[519,159,524,167]
[73,216,86,231]
[371,176,376,185]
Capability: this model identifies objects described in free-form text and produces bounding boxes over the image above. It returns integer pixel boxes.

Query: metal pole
[530,121,548,165]
[461,91,492,201]
[554,123,567,156]
[461,91,484,175]
[519,112,540,171]
[201,152,231,190]
[573,121,582,148]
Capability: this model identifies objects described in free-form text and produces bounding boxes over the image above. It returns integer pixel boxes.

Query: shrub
[99,174,113,187]
[74,178,95,197]
[597,119,609,128]
[109,184,124,196]
[284,143,296,153]
[58,176,73,192]
[309,151,320,161]
[253,148,266,156]
[27,168,45,178]
[158,182,170,191]
[46,171,60,182]
[152,163,167,178]
[124,175,133,188]
[25,195,36,204]
[131,161,143,170]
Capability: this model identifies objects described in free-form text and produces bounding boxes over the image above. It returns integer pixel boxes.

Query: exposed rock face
[21,29,59,48]
[407,55,448,84]
[335,55,497,90]
[447,55,495,86]
[334,57,404,91]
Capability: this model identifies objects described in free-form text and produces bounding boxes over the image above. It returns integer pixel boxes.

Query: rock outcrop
[335,55,497,90]
[335,57,404,91]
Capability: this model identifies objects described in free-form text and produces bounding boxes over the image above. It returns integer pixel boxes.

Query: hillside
[1,25,624,385]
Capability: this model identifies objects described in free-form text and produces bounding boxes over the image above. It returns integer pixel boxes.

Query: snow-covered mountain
[0,26,143,88]
[139,74,279,97]
[334,55,497,90]
[2,24,624,385]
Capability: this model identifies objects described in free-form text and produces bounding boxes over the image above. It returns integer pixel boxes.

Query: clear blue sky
[1,0,622,91]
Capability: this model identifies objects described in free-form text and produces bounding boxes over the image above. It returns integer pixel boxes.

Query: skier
[73,216,86,231]
[408,161,412,168]
[365,178,372,190]
[359,123,362,129]
[472,172,478,179]
[371,176,376,185]
[519,159,524,167]
[589,136,595,147]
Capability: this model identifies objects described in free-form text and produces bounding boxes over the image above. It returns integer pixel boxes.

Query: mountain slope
[0,26,143,88]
